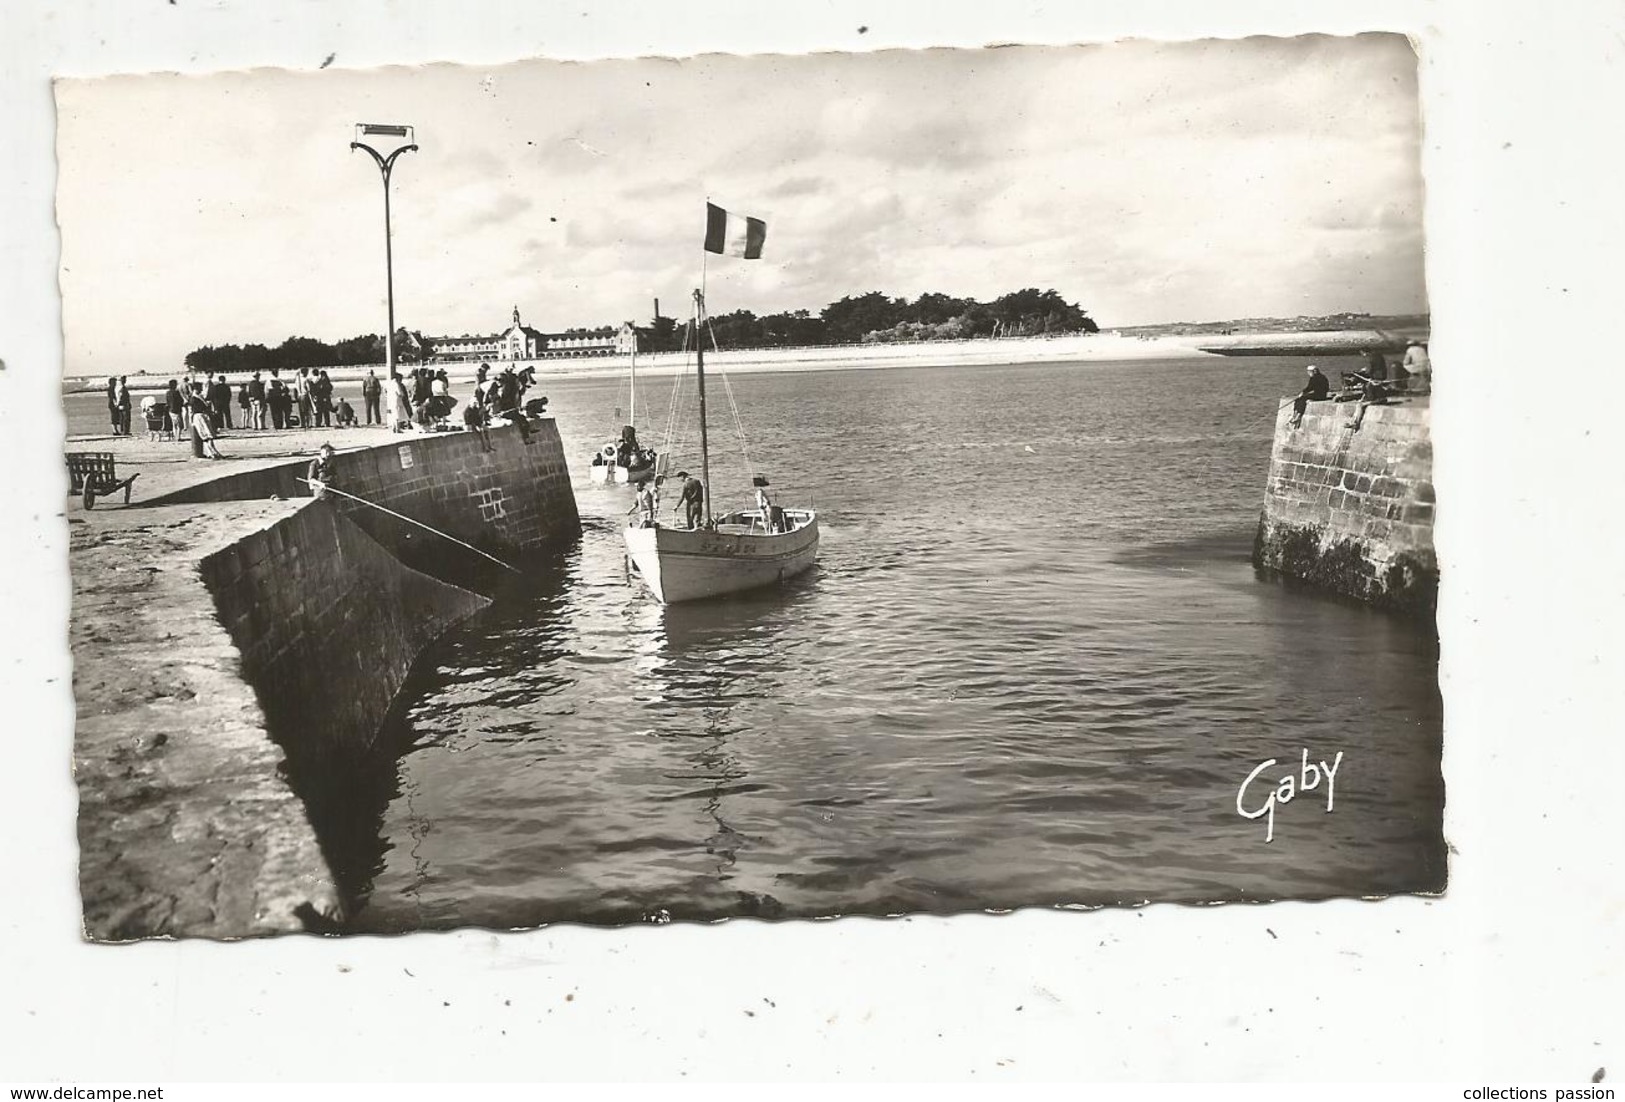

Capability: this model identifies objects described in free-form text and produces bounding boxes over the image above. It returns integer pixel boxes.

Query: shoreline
[63,328,1421,394]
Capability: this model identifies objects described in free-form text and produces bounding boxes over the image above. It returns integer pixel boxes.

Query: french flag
[704,202,767,259]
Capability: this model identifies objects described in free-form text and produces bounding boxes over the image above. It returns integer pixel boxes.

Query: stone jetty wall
[198,502,489,771]
[1252,399,1437,616]
[76,421,582,938]
[153,420,579,568]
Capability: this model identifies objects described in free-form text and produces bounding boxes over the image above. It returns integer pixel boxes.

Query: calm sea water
[67,355,1446,928]
[337,354,1443,931]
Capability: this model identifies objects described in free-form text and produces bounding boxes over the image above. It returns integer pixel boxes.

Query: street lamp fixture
[351,123,418,381]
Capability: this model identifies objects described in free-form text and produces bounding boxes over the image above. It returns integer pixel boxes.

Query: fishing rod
[297,478,521,574]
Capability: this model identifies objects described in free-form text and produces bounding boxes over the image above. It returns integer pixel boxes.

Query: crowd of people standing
[110,362,548,458]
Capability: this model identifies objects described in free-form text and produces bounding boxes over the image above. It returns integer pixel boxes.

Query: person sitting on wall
[1401,339,1431,394]
[1290,364,1331,428]
[1345,371,1391,432]
[428,392,458,429]
[463,397,493,452]
[306,443,337,499]
[494,367,532,443]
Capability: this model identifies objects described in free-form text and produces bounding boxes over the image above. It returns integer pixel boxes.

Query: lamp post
[350,123,418,381]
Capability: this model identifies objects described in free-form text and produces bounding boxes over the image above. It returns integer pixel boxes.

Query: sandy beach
[66,326,1424,401]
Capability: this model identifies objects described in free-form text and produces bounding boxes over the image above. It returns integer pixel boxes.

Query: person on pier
[1290,364,1330,428]
[188,385,224,459]
[306,443,337,499]
[247,372,267,430]
[1401,339,1431,394]
[388,371,410,433]
[266,373,286,430]
[362,369,382,425]
[165,379,185,442]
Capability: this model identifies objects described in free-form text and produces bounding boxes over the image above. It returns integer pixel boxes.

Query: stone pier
[68,421,579,939]
[1252,397,1437,617]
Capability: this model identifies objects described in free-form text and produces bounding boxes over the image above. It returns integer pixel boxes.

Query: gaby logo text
[1236,750,1345,843]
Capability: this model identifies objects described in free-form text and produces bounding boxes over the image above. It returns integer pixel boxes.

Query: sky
[55,33,1425,375]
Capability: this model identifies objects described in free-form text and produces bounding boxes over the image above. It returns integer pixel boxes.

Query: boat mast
[628,326,637,427]
[693,287,712,525]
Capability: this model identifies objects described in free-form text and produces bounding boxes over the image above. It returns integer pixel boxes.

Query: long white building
[425,307,636,362]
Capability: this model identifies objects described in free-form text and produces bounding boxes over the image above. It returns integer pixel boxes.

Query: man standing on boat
[628,475,662,529]
[674,470,704,530]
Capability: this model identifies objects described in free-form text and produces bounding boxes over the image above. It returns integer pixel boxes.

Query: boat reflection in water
[636,583,816,918]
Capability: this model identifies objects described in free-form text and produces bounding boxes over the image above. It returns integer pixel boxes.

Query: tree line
[637,288,1098,352]
[182,287,1097,371]
[182,329,424,376]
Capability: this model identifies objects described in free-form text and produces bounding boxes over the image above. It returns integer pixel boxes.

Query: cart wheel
[82,485,96,510]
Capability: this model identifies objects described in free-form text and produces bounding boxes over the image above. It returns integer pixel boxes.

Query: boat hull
[624,511,819,603]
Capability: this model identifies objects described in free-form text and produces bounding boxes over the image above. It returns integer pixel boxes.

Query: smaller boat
[589,426,661,486]
[588,329,663,486]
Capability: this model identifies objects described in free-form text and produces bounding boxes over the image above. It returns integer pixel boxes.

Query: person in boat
[627,475,662,528]
[674,470,704,529]
[754,481,779,533]
[1290,364,1330,427]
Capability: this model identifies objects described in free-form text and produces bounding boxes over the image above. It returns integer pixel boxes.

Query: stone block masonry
[1252,399,1437,617]
[151,419,580,571]
[72,419,581,938]
[198,500,490,771]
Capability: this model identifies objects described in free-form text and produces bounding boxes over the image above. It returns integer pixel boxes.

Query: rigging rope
[705,315,756,481]
[661,322,692,463]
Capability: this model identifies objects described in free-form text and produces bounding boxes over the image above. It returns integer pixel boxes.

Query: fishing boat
[624,282,819,604]
[589,330,662,486]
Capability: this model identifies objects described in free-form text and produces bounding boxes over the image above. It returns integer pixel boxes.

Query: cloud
[55,35,1427,370]
[459,189,534,230]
